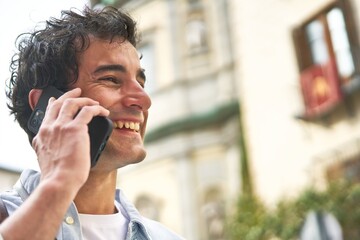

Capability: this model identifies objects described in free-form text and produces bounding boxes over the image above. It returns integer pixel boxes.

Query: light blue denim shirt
[1,169,184,240]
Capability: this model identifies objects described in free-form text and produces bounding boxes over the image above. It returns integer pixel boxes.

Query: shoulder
[0,187,23,215]
[142,217,185,240]
[1,169,40,214]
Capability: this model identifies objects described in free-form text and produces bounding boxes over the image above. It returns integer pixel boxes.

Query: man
[0,6,183,240]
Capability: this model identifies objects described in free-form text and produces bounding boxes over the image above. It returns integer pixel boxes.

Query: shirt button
[65,216,74,225]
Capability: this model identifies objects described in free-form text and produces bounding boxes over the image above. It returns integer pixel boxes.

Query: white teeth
[114,121,140,132]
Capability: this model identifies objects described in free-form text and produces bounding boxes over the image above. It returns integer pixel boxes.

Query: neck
[74,170,118,214]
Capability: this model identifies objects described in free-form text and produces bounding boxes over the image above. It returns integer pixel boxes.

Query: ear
[28,89,43,110]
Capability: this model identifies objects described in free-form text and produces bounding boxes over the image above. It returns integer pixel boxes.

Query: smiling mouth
[113,121,140,132]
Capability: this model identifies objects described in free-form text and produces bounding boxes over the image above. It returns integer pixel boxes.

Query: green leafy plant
[227,180,360,239]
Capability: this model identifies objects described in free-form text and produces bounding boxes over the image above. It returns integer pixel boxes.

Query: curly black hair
[6,6,139,143]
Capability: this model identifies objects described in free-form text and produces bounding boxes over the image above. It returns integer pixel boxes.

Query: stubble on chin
[101,139,147,167]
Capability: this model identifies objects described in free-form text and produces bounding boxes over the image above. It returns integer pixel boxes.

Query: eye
[138,79,145,88]
[138,70,146,88]
[100,76,119,84]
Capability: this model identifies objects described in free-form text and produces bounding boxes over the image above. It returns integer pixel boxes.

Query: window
[201,187,225,240]
[326,8,355,79]
[292,1,359,118]
[327,155,360,183]
[186,18,207,53]
[186,0,208,55]
[322,138,360,183]
[293,2,358,85]
[304,8,354,82]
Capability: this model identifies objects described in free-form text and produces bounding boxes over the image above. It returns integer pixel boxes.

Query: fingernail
[48,97,55,103]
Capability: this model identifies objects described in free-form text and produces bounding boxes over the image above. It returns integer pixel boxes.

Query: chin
[93,150,147,171]
[104,143,147,166]
[129,149,147,164]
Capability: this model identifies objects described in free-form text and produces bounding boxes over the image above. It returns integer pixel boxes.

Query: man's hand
[0,88,110,240]
[33,87,109,189]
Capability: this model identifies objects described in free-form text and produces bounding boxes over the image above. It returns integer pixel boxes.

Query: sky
[0,0,90,171]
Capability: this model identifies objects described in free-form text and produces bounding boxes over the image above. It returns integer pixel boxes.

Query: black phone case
[27,86,113,167]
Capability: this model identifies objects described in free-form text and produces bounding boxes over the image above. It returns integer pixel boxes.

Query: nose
[122,80,152,111]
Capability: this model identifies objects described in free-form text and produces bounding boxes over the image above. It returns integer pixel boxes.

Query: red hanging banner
[300,58,342,118]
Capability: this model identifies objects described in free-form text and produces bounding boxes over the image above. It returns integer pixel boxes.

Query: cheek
[81,87,118,107]
[79,84,116,101]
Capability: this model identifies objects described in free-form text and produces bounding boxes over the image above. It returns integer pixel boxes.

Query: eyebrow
[93,64,146,82]
[94,64,126,74]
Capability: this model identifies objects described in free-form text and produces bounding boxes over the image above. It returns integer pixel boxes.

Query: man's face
[73,37,151,170]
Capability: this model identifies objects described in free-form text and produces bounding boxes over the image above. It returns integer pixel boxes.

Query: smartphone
[27,86,113,167]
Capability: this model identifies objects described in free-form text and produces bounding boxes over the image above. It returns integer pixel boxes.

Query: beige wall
[232,0,360,205]
[118,158,182,233]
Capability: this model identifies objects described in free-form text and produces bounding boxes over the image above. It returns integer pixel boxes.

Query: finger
[72,105,110,125]
[58,87,82,99]
[56,97,101,122]
[45,89,100,123]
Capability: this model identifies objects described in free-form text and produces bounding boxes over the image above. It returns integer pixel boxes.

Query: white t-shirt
[79,202,129,240]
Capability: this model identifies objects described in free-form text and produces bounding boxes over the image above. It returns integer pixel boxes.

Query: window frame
[292,0,360,88]
[292,0,360,120]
